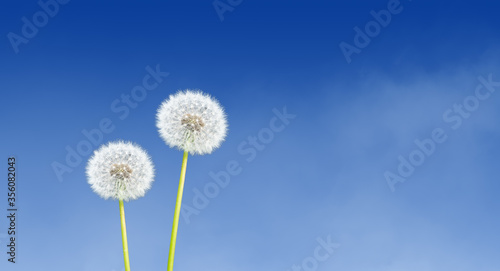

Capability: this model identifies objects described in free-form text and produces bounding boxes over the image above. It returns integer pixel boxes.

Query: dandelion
[86,141,155,271]
[156,90,227,271]
[156,90,227,155]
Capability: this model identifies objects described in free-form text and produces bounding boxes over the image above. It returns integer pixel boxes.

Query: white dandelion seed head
[156,89,228,155]
[86,141,155,201]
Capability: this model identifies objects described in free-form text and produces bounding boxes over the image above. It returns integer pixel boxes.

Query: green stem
[167,151,189,271]
[119,199,131,271]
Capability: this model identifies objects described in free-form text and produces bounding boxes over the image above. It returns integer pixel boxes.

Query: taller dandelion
[86,141,155,271]
[157,90,227,271]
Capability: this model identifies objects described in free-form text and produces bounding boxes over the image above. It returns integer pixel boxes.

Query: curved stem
[119,200,131,271]
[167,151,189,271]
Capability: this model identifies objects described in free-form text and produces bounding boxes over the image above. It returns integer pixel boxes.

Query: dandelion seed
[156,90,228,155]
[86,141,155,201]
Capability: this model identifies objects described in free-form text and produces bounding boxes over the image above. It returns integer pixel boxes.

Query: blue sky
[1,0,500,270]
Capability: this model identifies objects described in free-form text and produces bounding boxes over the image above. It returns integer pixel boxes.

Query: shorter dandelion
[156,89,228,271]
[86,141,155,271]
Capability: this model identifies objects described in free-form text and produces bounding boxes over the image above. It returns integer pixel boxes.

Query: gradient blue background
[1,0,500,270]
